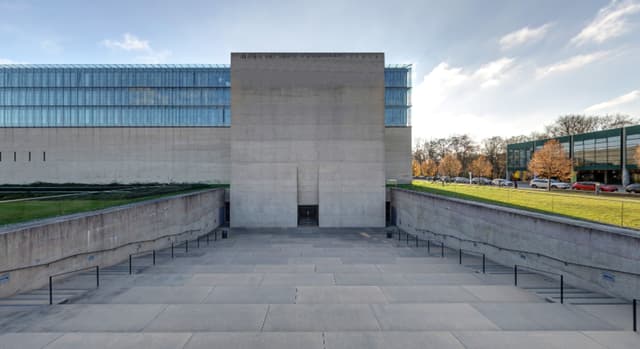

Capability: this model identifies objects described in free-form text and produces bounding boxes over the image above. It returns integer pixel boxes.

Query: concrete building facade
[0,53,411,227]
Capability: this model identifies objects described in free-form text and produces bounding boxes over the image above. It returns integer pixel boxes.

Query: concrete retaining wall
[391,188,640,300]
[0,189,224,298]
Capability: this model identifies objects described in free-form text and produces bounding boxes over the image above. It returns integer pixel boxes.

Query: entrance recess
[298,205,318,226]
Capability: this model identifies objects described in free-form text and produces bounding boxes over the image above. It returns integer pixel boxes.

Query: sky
[1,0,639,145]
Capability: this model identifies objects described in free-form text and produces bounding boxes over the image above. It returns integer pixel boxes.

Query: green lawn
[0,184,225,227]
[402,181,640,230]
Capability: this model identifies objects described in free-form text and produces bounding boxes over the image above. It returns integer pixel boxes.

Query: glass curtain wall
[384,65,412,126]
[0,65,231,127]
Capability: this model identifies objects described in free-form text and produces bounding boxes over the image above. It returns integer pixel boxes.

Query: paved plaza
[0,229,637,348]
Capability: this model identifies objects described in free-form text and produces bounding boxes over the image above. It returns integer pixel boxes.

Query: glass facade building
[0,64,412,128]
[506,126,640,184]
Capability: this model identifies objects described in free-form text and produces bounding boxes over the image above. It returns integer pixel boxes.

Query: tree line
[412,114,638,179]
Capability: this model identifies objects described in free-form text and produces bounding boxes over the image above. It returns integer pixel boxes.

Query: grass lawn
[403,180,640,230]
[0,184,225,227]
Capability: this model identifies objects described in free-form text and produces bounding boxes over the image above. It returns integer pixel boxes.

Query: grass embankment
[0,183,227,227]
[402,180,640,230]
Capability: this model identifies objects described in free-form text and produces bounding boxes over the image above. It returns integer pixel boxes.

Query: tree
[421,159,438,177]
[438,154,462,178]
[482,136,506,178]
[527,140,572,190]
[470,155,493,178]
[449,134,476,173]
[545,114,600,137]
[600,114,638,129]
[636,145,640,166]
[412,159,421,177]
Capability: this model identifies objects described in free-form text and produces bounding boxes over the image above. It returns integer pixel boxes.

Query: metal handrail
[49,265,99,305]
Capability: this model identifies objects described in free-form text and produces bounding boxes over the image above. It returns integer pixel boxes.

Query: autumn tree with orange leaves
[527,139,572,191]
[636,145,640,166]
[421,159,438,177]
[469,155,492,178]
[412,160,421,177]
[438,154,462,178]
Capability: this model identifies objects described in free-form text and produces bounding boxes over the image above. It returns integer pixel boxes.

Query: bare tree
[599,114,638,129]
[545,114,600,137]
[449,135,476,173]
[438,154,462,178]
[527,140,572,190]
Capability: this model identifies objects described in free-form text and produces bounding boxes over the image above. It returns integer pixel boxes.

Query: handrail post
[129,255,132,275]
[171,243,174,258]
[185,240,189,253]
[153,250,156,265]
[459,249,462,264]
[482,254,486,274]
[416,235,418,247]
[560,275,564,304]
[197,236,200,248]
[215,231,217,241]
[633,299,637,332]
[427,240,430,254]
[49,276,53,305]
[406,233,409,244]
[441,242,444,258]
[514,265,518,286]
[96,266,99,288]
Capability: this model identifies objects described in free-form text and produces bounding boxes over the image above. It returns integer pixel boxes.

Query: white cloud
[41,40,63,54]
[411,58,524,142]
[0,58,21,64]
[536,51,609,79]
[499,23,553,50]
[102,33,150,51]
[101,33,171,63]
[571,0,640,46]
[585,90,640,112]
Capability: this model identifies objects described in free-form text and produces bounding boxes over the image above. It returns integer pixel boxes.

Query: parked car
[529,178,570,189]
[626,183,640,193]
[571,181,618,192]
[492,179,514,187]
[471,177,491,185]
[453,176,470,183]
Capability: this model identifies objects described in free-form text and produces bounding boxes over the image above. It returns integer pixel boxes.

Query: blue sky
[1,0,639,143]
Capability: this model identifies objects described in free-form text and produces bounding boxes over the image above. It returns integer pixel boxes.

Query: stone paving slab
[185,273,264,286]
[254,264,315,273]
[263,304,381,331]
[576,304,636,330]
[143,304,268,332]
[333,273,410,286]
[371,303,500,330]
[203,287,296,304]
[0,333,62,349]
[183,332,324,349]
[462,285,544,302]
[314,264,380,273]
[44,333,191,349]
[471,303,620,331]
[296,286,387,304]
[582,331,640,348]
[452,331,609,349]
[381,286,480,303]
[108,286,212,304]
[260,273,335,286]
[324,331,465,349]
[25,304,167,332]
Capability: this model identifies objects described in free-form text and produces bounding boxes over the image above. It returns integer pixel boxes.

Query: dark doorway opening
[298,205,318,226]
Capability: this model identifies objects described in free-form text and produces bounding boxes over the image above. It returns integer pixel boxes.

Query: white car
[492,179,514,187]
[529,178,570,189]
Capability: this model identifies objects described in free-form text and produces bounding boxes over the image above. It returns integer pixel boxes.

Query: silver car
[529,178,570,189]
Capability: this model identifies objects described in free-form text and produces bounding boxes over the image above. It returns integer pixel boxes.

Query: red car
[571,181,618,192]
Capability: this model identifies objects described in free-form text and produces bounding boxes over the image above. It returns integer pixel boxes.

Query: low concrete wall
[0,189,224,298]
[391,188,640,301]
